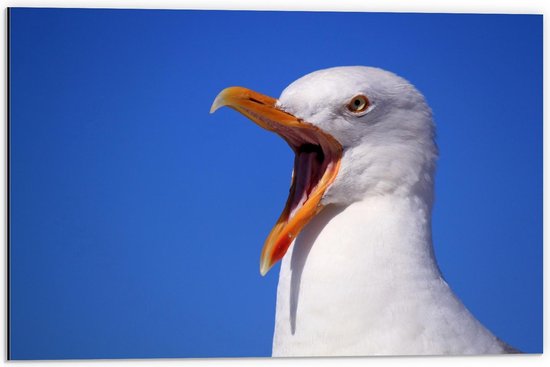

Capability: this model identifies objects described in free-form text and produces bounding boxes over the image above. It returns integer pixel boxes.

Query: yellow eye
[347,95,370,113]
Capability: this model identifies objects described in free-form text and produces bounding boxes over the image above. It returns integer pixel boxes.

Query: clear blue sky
[9,8,542,359]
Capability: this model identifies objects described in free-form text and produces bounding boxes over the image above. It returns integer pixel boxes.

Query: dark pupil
[354,99,361,106]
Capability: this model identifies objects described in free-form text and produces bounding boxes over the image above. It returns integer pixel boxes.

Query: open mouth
[211,87,342,275]
[264,130,341,274]
[290,144,326,220]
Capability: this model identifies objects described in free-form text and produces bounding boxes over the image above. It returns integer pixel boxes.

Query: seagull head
[211,66,437,275]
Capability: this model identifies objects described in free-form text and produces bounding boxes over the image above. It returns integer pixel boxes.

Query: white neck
[272,194,506,356]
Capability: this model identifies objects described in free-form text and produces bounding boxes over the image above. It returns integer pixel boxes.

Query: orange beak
[210,87,343,275]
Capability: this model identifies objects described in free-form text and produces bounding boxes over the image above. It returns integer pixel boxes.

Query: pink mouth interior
[288,144,326,219]
[244,106,331,222]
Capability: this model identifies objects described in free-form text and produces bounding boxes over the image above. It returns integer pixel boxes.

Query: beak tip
[260,261,272,276]
[209,98,223,114]
[211,87,238,114]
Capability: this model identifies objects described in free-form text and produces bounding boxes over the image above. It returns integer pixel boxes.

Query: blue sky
[9,8,542,359]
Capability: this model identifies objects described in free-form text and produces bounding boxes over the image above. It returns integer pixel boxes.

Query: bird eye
[347,95,370,113]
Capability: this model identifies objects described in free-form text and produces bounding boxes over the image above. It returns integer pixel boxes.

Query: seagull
[210,66,518,356]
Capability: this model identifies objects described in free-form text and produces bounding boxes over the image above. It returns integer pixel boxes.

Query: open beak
[210,87,343,275]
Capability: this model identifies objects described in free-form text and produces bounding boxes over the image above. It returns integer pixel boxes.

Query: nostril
[249,97,264,105]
